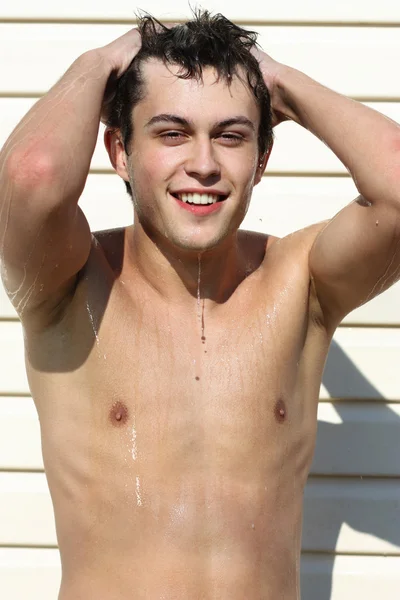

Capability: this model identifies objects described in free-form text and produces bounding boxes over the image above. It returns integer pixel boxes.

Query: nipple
[274,398,287,423]
[109,401,129,427]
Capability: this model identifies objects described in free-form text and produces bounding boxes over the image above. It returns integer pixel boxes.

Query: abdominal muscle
[35,331,316,599]
[54,447,304,600]
[44,352,310,600]
[33,307,317,600]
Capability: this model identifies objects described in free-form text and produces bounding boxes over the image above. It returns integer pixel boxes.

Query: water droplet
[197,254,201,318]
[136,476,142,507]
[86,301,100,346]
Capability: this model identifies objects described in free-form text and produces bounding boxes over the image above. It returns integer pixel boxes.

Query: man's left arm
[257,53,400,329]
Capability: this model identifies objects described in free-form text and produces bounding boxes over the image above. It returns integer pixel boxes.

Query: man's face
[121,59,265,253]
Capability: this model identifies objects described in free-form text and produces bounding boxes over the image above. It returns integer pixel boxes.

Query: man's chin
[148,220,237,256]
[171,233,229,255]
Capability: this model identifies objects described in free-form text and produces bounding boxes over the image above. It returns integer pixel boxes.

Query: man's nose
[184,138,221,179]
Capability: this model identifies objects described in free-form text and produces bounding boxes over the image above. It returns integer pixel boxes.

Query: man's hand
[251,46,288,127]
[99,28,142,124]
[101,27,142,77]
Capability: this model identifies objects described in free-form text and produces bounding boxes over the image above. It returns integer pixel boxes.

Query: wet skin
[24,222,330,600]
[10,63,330,599]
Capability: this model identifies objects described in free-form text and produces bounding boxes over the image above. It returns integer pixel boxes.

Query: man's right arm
[0,29,140,323]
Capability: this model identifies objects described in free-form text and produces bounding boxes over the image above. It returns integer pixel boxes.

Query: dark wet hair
[106,10,273,196]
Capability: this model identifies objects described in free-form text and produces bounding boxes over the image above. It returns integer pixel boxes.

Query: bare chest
[30,266,322,588]
[29,256,324,481]
[71,286,316,474]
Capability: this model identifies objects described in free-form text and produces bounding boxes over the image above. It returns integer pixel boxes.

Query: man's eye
[218,133,244,145]
[160,131,186,142]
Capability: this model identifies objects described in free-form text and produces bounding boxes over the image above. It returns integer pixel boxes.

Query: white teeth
[177,193,219,205]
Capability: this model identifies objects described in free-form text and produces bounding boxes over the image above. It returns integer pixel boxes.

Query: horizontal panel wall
[0,548,61,600]
[0,398,42,469]
[301,555,400,600]
[2,1,400,24]
[1,25,400,98]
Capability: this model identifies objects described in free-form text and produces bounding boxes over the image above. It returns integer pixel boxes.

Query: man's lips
[170,190,229,203]
[170,192,226,215]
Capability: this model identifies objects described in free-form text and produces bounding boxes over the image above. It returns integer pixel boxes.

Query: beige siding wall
[1,2,400,599]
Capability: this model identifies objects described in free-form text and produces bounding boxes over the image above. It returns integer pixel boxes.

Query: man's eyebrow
[216,117,255,131]
[145,114,192,128]
[145,114,255,131]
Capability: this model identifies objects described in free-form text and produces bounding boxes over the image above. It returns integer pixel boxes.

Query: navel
[274,398,287,423]
[109,401,129,427]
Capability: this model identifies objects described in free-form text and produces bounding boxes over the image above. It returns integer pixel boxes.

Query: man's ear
[104,127,130,182]
[254,140,274,185]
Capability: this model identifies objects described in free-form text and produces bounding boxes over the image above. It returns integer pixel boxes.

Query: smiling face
[108,59,268,254]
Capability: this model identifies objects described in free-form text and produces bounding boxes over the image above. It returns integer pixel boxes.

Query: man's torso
[23,224,330,600]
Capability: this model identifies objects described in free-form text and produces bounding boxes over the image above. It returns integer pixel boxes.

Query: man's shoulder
[280,220,329,249]
[240,220,329,257]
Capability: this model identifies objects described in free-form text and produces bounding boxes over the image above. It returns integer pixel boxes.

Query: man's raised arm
[0,29,140,323]
[254,49,400,330]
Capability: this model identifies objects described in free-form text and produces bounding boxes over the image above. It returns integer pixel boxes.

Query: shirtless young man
[1,10,400,600]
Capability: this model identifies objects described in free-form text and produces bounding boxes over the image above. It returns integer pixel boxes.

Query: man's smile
[176,192,219,205]
[170,192,226,215]
[170,189,229,205]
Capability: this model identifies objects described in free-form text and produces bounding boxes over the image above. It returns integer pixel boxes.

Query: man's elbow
[3,147,59,193]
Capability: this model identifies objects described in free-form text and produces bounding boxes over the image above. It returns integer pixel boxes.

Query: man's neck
[123,223,248,306]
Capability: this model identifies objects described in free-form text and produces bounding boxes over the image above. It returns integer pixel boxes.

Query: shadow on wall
[301,339,400,600]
